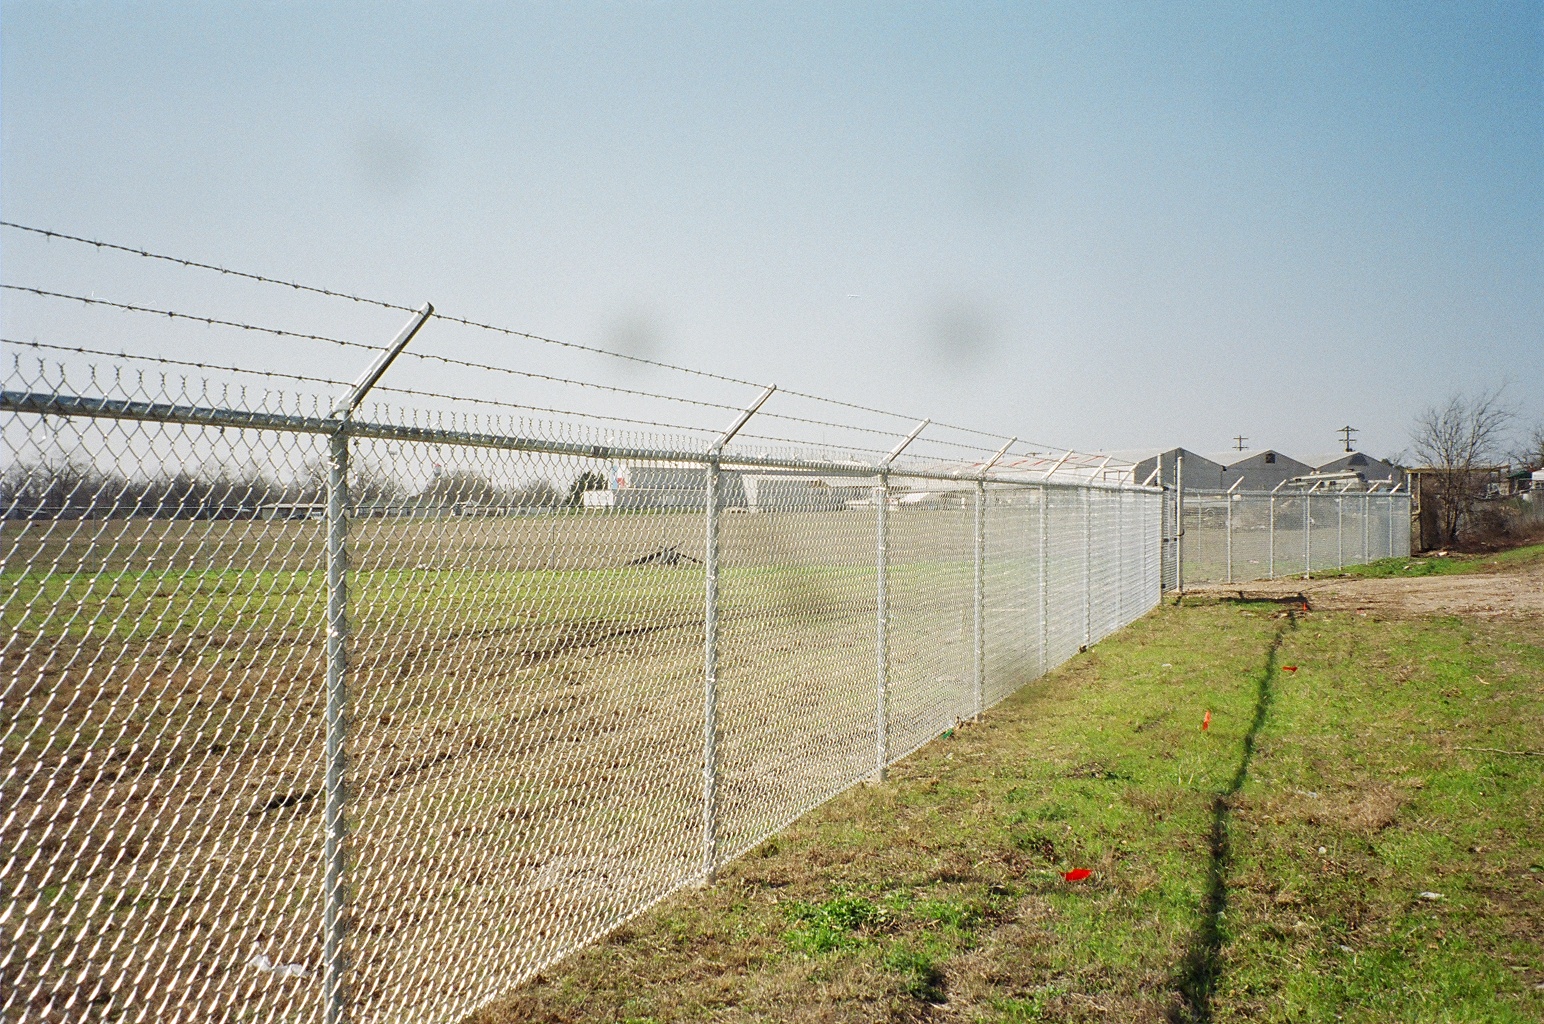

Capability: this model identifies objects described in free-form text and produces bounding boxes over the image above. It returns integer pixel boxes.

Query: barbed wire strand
[1,285,382,352]
[1,284,755,416]
[1,221,416,313]
[0,229,1080,456]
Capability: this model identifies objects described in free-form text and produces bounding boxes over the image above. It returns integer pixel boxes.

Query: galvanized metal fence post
[1146,488,1156,605]
[1304,490,1312,580]
[702,386,775,880]
[1082,486,1092,647]
[1363,491,1370,561]
[1038,484,1049,674]
[1117,486,1126,622]
[1337,495,1344,569]
[322,302,432,1024]
[1268,494,1276,579]
[973,480,985,718]
[702,456,722,878]
[972,439,1013,720]
[875,420,927,781]
[1225,491,1233,584]
[1156,454,1166,590]
[322,427,349,1024]
[874,468,890,779]
[1387,492,1395,558]
[1175,453,1185,595]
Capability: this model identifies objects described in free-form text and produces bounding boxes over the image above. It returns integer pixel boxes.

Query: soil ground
[1187,554,1544,618]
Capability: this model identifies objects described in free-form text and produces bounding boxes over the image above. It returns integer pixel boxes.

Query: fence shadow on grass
[1170,609,1293,1024]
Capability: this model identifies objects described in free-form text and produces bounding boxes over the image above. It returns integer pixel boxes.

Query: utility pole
[1233,434,1248,451]
[1338,425,1358,453]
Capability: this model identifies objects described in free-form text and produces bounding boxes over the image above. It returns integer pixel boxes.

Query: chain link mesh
[4,354,1164,1023]
[1177,489,1411,586]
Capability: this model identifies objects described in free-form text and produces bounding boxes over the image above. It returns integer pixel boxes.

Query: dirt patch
[1190,560,1544,619]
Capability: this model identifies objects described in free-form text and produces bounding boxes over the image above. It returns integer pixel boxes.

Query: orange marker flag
[1063,868,1092,882]
[1201,710,1211,731]
[1282,666,1298,673]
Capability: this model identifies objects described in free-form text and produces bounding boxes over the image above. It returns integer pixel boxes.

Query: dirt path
[1187,558,1544,618]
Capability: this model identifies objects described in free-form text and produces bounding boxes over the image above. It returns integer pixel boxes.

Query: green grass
[1335,541,1544,579]
[0,562,982,642]
[476,584,1544,1023]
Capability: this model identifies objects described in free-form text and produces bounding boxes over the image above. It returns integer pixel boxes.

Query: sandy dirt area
[1186,558,1544,618]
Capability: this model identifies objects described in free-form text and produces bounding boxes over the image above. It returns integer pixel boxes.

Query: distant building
[1108,448,1224,489]
[596,463,873,512]
[1205,450,1314,492]
[606,464,746,511]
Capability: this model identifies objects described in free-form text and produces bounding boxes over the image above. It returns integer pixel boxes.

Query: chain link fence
[4,349,1163,1023]
[1174,489,1411,586]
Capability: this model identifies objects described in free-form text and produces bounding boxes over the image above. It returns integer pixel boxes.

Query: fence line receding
[1,224,1167,1024]
[1172,489,1411,586]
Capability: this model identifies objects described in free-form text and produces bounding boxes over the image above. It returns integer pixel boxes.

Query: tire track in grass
[1171,609,1294,1023]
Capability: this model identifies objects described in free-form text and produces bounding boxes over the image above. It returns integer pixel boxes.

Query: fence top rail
[2,388,1161,493]
[1182,487,1409,498]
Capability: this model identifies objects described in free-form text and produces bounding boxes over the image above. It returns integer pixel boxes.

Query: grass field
[476,564,1544,1022]
[1334,542,1544,579]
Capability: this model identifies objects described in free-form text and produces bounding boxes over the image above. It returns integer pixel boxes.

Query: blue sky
[3,2,1540,460]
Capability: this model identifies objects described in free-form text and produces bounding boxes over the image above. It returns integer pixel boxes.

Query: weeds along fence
[1174,489,1412,586]
[1,224,1162,1024]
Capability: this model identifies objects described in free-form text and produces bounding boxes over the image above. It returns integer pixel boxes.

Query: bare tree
[1513,421,1544,473]
[509,478,561,508]
[1410,387,1513,545]
[418,469,502,507]
[350,462,404,506]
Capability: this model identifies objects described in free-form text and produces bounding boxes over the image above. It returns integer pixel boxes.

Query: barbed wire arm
[977,436,1017,480]
[330,303,434,420]
[710,385,776,456]
[882,419,930,470]
[1042,450,1073,480]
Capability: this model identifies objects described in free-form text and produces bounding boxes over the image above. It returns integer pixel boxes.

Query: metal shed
[1207,450,1314,492]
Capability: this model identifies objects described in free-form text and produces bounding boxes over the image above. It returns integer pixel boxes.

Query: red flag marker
[1282,666,1298,673]
[1063,868,1092,882]
[1201,710,1211,731]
